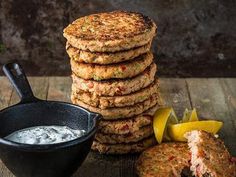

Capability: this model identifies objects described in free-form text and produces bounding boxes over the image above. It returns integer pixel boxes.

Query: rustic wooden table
[0,77,235,177]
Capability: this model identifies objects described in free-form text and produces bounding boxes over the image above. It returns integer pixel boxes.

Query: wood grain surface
[0,77,235,177]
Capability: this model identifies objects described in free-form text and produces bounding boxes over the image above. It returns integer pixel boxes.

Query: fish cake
[98,115,152,135]
[136,143,191,177]
[71,93,162,120]
[98,104,161,135]
[71,78,160,109]
[92,136,157,154]
[63,11,156,52]
[71,62,157,96]
[66,41,152,64]
[185,130,236,177]
[95,125,153,144]
[70,52,153,80]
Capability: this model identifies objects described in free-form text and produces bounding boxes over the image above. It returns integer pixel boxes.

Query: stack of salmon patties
[63,11,162,154]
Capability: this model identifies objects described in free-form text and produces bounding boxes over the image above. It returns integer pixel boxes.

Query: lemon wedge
[182,108,199,122]
[153,108,178,143]
[168,120,223,142]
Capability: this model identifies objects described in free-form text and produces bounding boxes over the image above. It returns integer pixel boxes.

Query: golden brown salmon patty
[136,143,191,177]
[71,78,159,109]
[71,62,157,96]
[185,130,236,177]
[95,125,153,144]
[98,104,160,135]
[70,52,153,80]
[71,93,162,120]
[63,11,157,52]
[92,136,156,154]
[98,115,152,135]
[66,41,152,64]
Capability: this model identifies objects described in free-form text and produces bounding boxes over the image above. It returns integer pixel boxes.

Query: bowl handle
[3,62,39,103]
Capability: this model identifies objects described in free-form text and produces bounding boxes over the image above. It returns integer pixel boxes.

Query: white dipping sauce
[5,126,86,145]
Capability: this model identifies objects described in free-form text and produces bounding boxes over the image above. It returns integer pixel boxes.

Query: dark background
[0,0,235,77]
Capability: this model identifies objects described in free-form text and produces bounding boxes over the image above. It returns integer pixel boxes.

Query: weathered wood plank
[47,77,71,102]
[0,164,12,177]
[219,78,236,130]
[0,77,14,177]
[74,148,136,176]
[0,77,13,110]
[119,155,138,177]
[9,77,49,106]
[160,78,192,118]
[0,81,14,174]
[0,78,11,176]
[186,78,236,156]
[74,153,123,177]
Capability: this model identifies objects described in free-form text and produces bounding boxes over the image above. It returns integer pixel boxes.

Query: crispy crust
[70,52,153,80]
[96,103,160,135]
[71,92,162,120]
[66,41,152,64]
[92,136,157,154]
[185,130,236,177]
[98,115,152,135]
[136,143,191,177]
[95,125,153,144]
[71,78,159,109]
[63,11,157,52]
[71,62,157,96]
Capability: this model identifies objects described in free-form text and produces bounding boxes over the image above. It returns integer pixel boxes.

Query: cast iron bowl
[0,63,102,177]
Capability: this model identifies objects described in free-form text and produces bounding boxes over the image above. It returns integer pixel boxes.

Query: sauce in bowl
[4,126,86,145]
